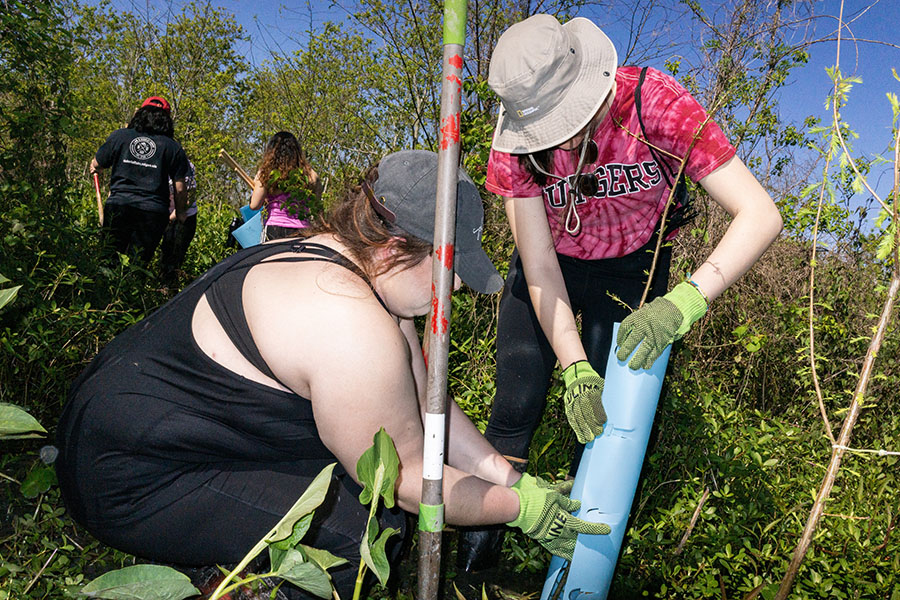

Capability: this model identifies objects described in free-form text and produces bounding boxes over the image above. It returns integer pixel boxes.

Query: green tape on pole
[442,0,466,46]
[418,503,445,532]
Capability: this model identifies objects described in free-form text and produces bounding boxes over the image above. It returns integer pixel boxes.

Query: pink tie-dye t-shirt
[486,66,736,260]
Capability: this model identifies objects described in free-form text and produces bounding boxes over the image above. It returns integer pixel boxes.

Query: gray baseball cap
[371,150,503,294]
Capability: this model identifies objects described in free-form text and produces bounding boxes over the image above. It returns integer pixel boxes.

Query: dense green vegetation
[2,1,899,599]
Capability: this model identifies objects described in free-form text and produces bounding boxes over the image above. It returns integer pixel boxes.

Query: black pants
[264,224,305,241]
[103,203,169,264]
[483,239,672,471]
[82,462,407,600]
[160,214,198,278]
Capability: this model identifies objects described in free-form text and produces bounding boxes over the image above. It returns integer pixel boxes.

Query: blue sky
[89,0,900,211]
[229,1,900,211]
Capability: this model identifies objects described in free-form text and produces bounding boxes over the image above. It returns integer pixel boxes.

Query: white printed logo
[129,136,157,160]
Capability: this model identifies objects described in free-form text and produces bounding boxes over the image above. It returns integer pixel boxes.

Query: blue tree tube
[232,206,263,248]
[541,323,671,600]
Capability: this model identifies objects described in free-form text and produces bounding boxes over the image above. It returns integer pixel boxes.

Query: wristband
[686,279,709,308]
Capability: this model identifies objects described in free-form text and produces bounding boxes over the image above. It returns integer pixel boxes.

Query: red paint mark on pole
[431,284,440,335]
[446,74,462,88]
[440,113,460,150]
[430,284,449,336]
[435,244,455,271]
[449,54,463,69]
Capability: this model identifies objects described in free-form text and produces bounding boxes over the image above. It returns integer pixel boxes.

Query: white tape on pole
[422,412,446,481]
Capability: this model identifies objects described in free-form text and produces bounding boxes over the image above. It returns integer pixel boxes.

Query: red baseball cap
[141,96,171,112]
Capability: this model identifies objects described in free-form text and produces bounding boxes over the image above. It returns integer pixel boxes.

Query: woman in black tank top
[56,150,608,599]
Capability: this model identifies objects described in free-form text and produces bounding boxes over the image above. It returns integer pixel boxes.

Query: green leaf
[300,545,349,571]
[356,428,399,508]
[81,565,199,600]
[265,463,336,544]
[21,465,57,498]
[359,518,399,586]
[0,403,46,438]
[0,285,21,311]
[212,463,335,599]
[273,548,333,599]
[269,511,315,571]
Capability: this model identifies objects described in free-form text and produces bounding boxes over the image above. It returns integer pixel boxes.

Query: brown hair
[301,163,432,281]
[257,131,316,190]
[518,148,554,187]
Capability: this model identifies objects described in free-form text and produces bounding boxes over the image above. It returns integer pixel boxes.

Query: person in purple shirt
[249,131,323,241]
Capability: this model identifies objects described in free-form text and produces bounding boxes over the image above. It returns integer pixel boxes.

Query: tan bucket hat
[488,14,617,154]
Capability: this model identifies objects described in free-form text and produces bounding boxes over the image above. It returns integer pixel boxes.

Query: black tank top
[57,240,385,526]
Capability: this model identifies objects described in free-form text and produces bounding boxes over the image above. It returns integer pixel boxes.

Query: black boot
[456,456,528,574]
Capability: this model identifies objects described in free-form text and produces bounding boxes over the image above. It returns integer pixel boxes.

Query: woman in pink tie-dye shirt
[457,14,783,573]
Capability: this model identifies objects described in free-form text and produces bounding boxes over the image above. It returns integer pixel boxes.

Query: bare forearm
[524,263,586,368]
[692,156,784,301]
[174,183,188,213]
[249,174,266,210]
[506,195,588,369]
[445,399,519,486]
[690,206,782,301]
[396,463,520,526]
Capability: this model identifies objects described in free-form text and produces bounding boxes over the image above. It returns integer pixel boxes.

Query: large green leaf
[0,284,21,311]
[300,545,348,571]
[356,428,399,508]
[81,565,199,600]
[0,403,46,439]
[210,463,336,599]
[359,516,399,586]
[268,512,315,571]
[265,463,336,544]
[273,548,333,599]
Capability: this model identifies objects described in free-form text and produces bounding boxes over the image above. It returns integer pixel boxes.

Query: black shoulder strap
[205,241,389,390]
[635,66,675,189]
[634,66,695,232]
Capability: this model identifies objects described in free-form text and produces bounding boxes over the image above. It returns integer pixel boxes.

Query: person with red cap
[90,95,191,265]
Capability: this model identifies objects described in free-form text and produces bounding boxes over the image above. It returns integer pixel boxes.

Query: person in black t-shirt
[90,96,191,263]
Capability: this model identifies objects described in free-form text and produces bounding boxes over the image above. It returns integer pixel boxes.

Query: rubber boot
[456,456,528,573]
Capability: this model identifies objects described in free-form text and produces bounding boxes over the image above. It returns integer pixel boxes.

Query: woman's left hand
[616,281,707,370]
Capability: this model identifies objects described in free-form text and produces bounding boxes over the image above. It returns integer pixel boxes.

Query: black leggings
[83,461,407,600]
[483,240,672,470]
[103,203,170,263]
[264,224,305,241]
[159,213,198,277]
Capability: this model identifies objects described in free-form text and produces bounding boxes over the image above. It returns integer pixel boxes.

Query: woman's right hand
[506,473,610,560]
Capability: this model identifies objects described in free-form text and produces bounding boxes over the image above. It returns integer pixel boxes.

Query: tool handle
[218,149,254,189]
[93,172,104,226]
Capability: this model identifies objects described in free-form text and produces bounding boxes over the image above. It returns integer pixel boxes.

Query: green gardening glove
[532,475,574,495]
[507,474,611,561]
[616,281,708,371]
[562,360,606,444]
